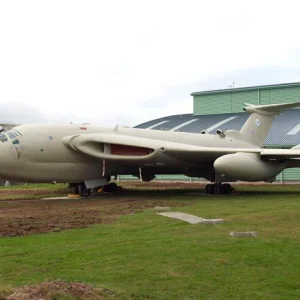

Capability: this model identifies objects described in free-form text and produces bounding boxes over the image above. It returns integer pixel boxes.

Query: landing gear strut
[205,183,232,194]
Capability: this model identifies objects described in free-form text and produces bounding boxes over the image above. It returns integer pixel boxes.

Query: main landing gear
[103,182,118,193]
[73,183,91,197]
[73,182,119,197]
[205,183,233,194]
[76,184,91,197]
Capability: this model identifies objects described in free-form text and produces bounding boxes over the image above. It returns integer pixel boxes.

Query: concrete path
[157,212,223,224]
[40,196,69,200]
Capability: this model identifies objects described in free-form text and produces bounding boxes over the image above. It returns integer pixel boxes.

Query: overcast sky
[1,0,300,126]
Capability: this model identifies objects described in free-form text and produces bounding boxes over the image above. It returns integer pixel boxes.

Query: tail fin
[238,101,300,147]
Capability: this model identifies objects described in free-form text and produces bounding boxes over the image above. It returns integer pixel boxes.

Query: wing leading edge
[61,133,300,165]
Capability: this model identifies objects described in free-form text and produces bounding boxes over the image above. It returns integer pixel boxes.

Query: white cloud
[1,0,300,126]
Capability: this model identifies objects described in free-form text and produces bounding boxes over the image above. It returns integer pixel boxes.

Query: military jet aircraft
[2,101,300,196]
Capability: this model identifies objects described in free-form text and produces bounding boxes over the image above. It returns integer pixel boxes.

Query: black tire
[215,184,219,194]
[74,185,79,195]
[223,183,232,194]
[103,182,118,193]
[103,184,111,193]
[211,184,216,194]
[109,182,118,192]
[216,183,224,194]
[207,184,214,194]
[78,185,91,197]
[205,184,209,194]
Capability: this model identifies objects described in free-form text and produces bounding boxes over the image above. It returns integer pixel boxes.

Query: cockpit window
[7,131,18,139]
[5,130,22,144]
[12,129,22,136]
[0,133,8,142]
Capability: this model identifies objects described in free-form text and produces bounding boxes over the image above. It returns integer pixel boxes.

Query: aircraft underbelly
[0,161,102,183]
[35,162,103,182]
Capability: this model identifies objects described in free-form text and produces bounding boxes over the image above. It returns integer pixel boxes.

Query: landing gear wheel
[103,182,118,193]
[205,184,209,194]
[223,183,232,194]
[205,183,233,195]
[74,185,79,195]
[78,185,91,197]
[109,182,118,191]
[215,183,224,194]
[206,184,215,194]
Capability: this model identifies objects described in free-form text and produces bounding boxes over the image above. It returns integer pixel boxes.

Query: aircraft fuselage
[0,123,258,183]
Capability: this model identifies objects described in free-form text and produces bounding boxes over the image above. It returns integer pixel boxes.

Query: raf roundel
[255,119,260,127]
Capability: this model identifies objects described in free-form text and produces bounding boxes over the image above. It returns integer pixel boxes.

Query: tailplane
[228,101,300,147]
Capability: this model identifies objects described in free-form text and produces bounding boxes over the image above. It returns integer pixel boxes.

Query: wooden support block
[67,194,81,199]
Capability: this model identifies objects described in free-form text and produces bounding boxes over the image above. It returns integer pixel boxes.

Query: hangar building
[127,82,300,182]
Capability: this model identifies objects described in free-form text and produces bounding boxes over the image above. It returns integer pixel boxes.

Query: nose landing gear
[76,183,91,197]
[72,182,120,197]
[205,183,233,194]
[103,182,119,193]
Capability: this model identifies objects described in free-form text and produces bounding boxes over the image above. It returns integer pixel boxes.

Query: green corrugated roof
[191,82,300,96]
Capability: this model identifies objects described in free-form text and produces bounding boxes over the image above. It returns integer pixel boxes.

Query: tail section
[239,111,276,147]
[232,101,300,147]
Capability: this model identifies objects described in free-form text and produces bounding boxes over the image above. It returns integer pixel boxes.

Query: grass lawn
[1,184,300,299]
[0,183,69,201]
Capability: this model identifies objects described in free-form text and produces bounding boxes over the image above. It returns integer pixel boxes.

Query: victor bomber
[1,102,300,196]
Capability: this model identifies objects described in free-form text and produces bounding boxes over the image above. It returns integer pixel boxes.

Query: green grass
[2,185,300,299]
[0,283,13,300]
[0,183,68,190]
[0,183,69,200]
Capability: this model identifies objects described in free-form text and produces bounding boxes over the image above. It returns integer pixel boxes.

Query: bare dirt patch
[5,281,104,300]
[0,182,198,237]
[122,181,205,189]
